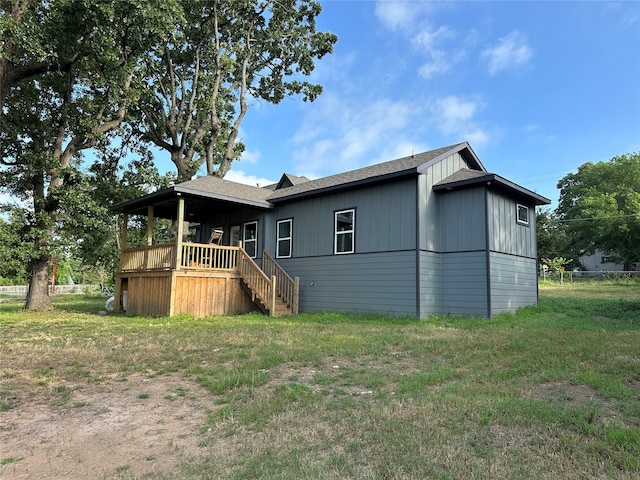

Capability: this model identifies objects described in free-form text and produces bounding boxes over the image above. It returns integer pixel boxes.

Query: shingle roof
[175,175,273,207]
[268,142,474,202]
[433,168,551,205]
[114,142,547,215]
[433,168,489,185]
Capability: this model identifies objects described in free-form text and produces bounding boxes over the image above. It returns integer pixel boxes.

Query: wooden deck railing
[180,243,238,270]
[120,242,297,316]
[120,243,240,272]
[261,250,299,314]
[237,248,275,315]
[120,243,175,271]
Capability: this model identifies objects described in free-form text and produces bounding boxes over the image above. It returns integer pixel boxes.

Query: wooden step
[239,279,294,316]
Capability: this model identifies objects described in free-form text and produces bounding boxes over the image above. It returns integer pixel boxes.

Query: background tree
[137,0,338,181]
[0,0,178,310]
[556,152,640,270]
[61,149,176,285]
[536,208,576,266]
[0,207,33,284]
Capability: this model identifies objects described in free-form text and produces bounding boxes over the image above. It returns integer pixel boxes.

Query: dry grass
[1,286,639,479]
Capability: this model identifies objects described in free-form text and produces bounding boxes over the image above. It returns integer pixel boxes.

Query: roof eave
[110,187,177,213]
[111,185,273,215]
[269,168,416,204]
[174,185,273,209]
[433,174,551,206]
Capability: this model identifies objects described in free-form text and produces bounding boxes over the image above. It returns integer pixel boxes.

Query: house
[111,142,550,318]
[578,250,639,273]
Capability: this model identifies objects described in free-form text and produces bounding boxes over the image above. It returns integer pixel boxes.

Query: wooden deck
[115,243,298,318]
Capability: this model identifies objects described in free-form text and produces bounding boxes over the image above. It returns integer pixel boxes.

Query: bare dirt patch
[0,373,212,479]
[528,381,609,407]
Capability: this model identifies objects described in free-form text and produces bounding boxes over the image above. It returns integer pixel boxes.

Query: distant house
[579,250,639,272]
[111,142,550,318]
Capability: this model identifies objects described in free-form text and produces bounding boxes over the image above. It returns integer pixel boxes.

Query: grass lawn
[1,283,639,479]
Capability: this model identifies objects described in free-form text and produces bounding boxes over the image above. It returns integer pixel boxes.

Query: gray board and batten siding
[111,142,550,318]
[417,151,491,317]
[269,177,418,316]
[430,170,543,317]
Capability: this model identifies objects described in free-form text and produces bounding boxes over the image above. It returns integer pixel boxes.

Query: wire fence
[0,284,99,297]
[539,270,640,284]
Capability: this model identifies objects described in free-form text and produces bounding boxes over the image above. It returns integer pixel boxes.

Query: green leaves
[0,1,183,306]
[138,0,337,180]
[556,153,640,269]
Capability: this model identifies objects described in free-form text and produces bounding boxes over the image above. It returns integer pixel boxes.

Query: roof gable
[275,173,311,190]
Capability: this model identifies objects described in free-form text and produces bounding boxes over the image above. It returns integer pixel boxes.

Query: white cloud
[433,95,479,134]
[464,129,490,147]
[375,2,463,81]
[414,25,458,79]
[414,24,454,51]
[373,140,431,165]
[291,94,418,177]
[375,0,447,31]
[375,1,423,31]
[239,148,260,165]
[481,31,533,75]
[418,52,452,79]
[223,170,276,188]
[430,95,491,148]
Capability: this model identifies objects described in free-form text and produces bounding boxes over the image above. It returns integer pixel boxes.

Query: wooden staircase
[237,249,299,316]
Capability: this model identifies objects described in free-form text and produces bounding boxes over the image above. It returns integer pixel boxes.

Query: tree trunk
[24,255,53,311]
[24,169,54,311]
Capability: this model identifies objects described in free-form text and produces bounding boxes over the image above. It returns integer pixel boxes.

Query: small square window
[516,204,529,225]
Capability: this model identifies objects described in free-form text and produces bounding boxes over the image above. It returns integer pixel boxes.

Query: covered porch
[112,178,299,318]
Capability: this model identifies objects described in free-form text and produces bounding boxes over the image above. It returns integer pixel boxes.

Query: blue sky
[212,0,640,208]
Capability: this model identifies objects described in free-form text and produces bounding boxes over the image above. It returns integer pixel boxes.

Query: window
[334,209,355,254]
[230,225,240,247]
[516,204,529,225]
[276,219,292,258]
[243,221,258,258]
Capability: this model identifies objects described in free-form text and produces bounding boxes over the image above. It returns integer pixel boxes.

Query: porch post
[175,197,185,270]
[119,214,129,272]
[121,213,129,250]
[146,206,154,246]
[116,213,128,313]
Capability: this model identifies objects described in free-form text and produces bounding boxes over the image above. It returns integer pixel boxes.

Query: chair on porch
[197,229,224,268]
[208,229,224,245]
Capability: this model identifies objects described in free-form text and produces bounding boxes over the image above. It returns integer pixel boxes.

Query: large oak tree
[1,0,337,310]
[137,0,338,181]
[0,0,178,309]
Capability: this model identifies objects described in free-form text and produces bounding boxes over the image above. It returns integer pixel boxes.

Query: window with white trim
[243,221,258,258]
[334,209,355,254]
[516,203,529,225]
[276,219,292,258]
